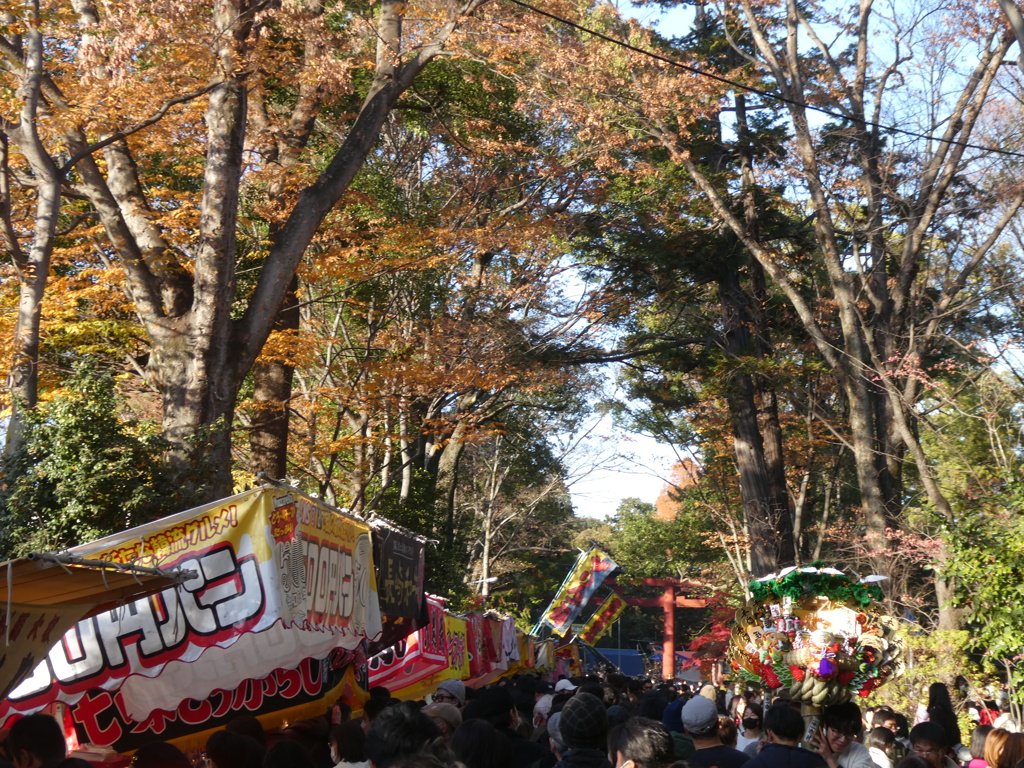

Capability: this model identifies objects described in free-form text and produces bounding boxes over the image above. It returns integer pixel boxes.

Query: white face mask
[331,748,340,764]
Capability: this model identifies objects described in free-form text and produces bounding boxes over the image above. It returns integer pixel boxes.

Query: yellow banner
[539,548,617,636]
[578,592,626,645]
[444,614,470,680]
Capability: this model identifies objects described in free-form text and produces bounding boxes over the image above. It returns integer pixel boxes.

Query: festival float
[728,565,904,723]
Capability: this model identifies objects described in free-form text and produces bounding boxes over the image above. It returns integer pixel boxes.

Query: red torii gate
[608,577,707,681]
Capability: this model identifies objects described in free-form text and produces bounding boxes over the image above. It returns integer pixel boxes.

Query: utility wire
[506,0,1024,161]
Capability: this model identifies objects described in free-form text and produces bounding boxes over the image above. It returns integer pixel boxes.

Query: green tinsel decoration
[747,564,884,607]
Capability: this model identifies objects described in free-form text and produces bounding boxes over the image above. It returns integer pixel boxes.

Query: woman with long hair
[995,734,1024,768]
[983,728,1009,768]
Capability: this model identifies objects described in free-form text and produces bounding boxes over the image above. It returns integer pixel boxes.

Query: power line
[506,0,1024,161]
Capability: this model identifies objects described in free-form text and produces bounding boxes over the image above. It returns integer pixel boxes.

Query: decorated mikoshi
[728,565,905,709]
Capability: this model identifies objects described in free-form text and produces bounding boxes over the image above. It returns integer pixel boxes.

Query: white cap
[555,679,578,692]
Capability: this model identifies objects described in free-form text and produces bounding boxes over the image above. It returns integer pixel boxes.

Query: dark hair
[607,718,674,768]
[971,726,994,761]
[330,722,367,764]
[637,693,669,721]
[822,703,862,737]
[895,757,934,768]
[867,728,897,752]
[763,703,804,742]
[997,734,1024,768]
[206,730,265,768]
[365,702,441,768]
[263,741,316,768]
[132,742,192,768]
[476,688,516,730]
[8,714,67,767]
[225,715,266,746]
[873,708,897,728]
[894,714,910,740]
[926,706,961,748]
[369,687,392,700]
[364,697,398,723]
[928,684,954,711]
[332,700,353,723]
[910,722,949,750]
[450,720,512,768]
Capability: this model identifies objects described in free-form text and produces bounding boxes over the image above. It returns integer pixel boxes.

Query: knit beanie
[558,692,607,750]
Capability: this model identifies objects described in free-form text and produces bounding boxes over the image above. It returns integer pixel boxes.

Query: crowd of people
[0,676,1018,768]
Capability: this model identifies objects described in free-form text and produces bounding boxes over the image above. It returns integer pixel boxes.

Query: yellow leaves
[256,329,318,370]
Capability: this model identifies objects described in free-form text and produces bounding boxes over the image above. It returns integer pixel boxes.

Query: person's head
[131,742,192,768]
[363,697,398,732]
[909,722,949,768]
[548,713,566,758]
[822,703,862,755]
[997,734,1024,768]
[207,731,265,768]
[263,741,316,768]
[477,688,518,731]
[681,695,719,739]
[534,694,555,728]
[434,680,466,709]
[763,702,804,745]
[330,721,367,764]
[226,715,266,746]
[422,703,462,742]
[894,714,911,739]
[867,727,897,757]
[607,718,674,768]
[742,703,763,734]
[985,728,1010,768]
[929,683,953,711]
[607,706,632,730]
[560,692,609,751]
[729,695,748,721]
[365,701,441,768]
[970,726,994,761]
[873,708,899,734]
[331,699,353,725]
[718,717,737,748]
[7,714,66,768]
[449,719,512,768]
[555,679,578,695]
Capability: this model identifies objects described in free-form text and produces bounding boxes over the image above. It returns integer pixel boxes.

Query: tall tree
[0,0,489,500]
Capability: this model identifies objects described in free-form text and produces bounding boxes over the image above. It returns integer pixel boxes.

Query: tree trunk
[718,269,796,576]
[249,274,300,480]
[2,8,65,459]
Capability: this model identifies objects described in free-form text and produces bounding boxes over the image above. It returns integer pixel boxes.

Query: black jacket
[553,748,613,768]
[744,742,828,768]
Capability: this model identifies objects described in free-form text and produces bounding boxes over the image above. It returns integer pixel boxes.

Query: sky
[567,416,680,520]
[561,3,695,523]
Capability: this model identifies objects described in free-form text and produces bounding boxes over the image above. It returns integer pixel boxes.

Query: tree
[0,363,180,555]
[0,0,489,501]
[547,0,1024,621]
[662,1,1021,620]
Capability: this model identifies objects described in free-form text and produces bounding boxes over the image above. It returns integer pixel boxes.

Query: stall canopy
[0,486,384,751]
[0,554,187,701]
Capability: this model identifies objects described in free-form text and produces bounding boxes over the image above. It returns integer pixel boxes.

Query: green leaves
[0,363,189,557]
